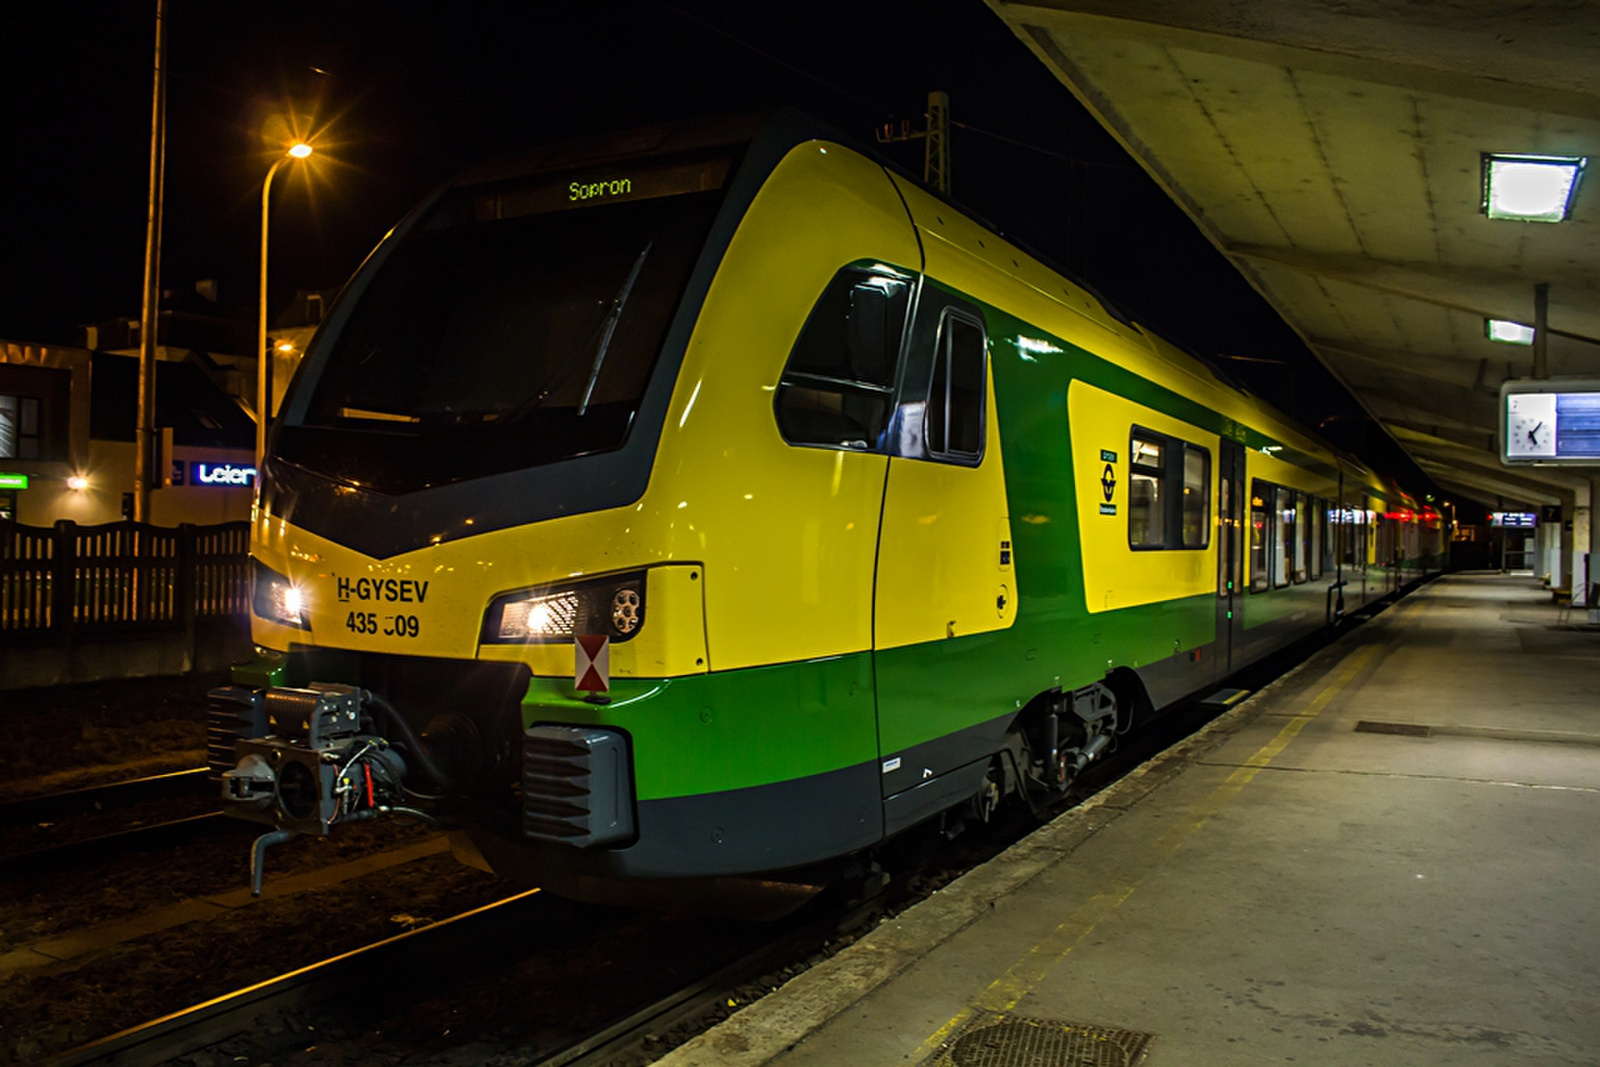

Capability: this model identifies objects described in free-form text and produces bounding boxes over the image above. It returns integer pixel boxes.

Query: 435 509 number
[345,611,421,638]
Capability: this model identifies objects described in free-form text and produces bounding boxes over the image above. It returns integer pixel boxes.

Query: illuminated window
[1131,428,1210,551]
[1181,445,1210,548]
[1250,479,1314,591]
[1129,434,1165,548]
[1310,495,1325,580]
[1293,490,1308,583]
[0,395,40,460]
[1250,482,1270,592]
[1275,486,1294,588]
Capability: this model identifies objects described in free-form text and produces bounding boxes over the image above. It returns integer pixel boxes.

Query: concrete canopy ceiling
[986,0,1600,512]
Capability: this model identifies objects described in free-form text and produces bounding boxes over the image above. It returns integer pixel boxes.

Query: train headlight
[251,560,309,629]
[499,590,581,640]
[482,572,647,644]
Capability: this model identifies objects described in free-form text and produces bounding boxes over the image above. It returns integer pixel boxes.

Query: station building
[0,283,324,528]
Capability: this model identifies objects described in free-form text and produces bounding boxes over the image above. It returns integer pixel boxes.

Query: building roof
[89,352,255,448]
[987,0,1600,510]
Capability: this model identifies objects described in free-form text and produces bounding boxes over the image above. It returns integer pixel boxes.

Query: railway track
[39,682,1247,1067]
[45,880,874,1067]
[33,599,1404,1066]
[0,767,236,878]
[0,767,212,826]
[0,811,244,879]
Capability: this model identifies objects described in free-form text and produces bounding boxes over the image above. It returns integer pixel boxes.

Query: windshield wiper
[577,241,652,416]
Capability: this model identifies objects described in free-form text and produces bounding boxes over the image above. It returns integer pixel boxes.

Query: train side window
[1129,433,1165,547]
[1310,496,1325,579]
[1250,480,1270,591]
[775,265,913,451]
[1274,486,1294,588]
[1182,444,1210,548]
[924,309,986,462]
[1131,429,1209,550]
[1359,498,1372,566]
[1293,491,1309,583]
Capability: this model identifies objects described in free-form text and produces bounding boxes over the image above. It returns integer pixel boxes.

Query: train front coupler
[209,683,457,896]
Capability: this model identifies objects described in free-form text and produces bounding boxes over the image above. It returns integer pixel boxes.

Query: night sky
[2,0,1429,488]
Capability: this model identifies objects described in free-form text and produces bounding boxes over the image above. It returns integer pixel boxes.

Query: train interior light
[1481,153,1586,222]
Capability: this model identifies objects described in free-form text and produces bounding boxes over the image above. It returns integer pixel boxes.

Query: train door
[1216,438,1246,671]
[872,286,1015,829]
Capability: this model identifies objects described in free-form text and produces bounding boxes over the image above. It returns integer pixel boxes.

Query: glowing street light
[256,141,314,471]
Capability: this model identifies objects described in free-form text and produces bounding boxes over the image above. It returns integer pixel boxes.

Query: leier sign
[189,462,257,487]
[0,473,28,490]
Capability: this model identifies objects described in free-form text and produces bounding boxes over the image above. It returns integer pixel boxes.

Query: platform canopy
[986,0,1600,511]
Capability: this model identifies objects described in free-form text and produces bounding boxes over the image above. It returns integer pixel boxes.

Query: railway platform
[658,572,1600,1066]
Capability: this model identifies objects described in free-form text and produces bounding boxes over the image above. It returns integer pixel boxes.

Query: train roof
[443,112,1418,504]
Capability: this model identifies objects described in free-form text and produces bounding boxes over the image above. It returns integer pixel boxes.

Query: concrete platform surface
[656,574,1600,1065]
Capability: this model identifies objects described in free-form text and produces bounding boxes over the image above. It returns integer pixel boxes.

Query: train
[209,112,1447,905]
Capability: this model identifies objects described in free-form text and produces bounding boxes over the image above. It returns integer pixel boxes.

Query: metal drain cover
[924,1012,1153,1067]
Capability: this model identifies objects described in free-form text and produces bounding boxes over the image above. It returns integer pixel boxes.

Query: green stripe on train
[521,654,877,801]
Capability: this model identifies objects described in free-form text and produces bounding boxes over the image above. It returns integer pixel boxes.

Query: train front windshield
[275,155,731,495]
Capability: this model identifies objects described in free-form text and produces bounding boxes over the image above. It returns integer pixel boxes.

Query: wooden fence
[0,519,249,637]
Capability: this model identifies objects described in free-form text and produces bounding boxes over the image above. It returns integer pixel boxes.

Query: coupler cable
[363,690,457,792]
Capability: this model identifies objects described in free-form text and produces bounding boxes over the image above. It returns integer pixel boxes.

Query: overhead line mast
[134,0,169,522]
[878,90,951,196]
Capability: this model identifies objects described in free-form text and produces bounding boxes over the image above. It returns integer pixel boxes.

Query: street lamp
[256,141,314,471]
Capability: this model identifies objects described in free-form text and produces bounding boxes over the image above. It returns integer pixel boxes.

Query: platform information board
[1501,379,1600,465]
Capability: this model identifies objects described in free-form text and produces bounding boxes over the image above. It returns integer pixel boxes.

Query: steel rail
[0,812,241,880]
[0,767,212,827]
[46,888,550,1067]
[40,591,1406,1066]
[538,887,893,1066]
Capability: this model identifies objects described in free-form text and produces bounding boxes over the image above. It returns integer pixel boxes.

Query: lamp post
[256,141,313,472]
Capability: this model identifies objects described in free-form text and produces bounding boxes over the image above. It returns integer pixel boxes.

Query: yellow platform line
[912,639,1384,1061]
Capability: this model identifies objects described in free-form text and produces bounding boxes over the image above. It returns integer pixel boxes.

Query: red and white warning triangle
[575,633,610,693]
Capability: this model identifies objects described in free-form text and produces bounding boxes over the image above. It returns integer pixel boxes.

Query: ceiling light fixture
[1482,153,1586,222]
[1485,319,1535,345]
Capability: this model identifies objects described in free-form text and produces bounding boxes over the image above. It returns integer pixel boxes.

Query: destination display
[473,155,732,222]
[1490,512,1538,528]
[1501,380,1600,465]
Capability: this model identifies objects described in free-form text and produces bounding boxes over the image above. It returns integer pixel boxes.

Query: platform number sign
[575,634,610,693]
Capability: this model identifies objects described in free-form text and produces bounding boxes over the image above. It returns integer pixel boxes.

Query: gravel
[0,672,525,1065]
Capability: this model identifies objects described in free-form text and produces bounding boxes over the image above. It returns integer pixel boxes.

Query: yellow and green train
[211,113,1446,898]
